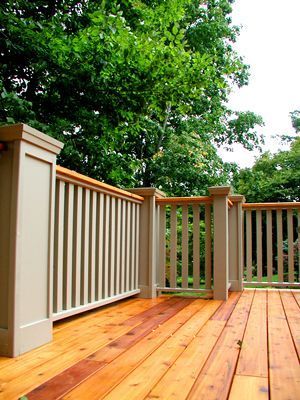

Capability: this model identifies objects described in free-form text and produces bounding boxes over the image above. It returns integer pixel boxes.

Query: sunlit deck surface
[0,289,299,400]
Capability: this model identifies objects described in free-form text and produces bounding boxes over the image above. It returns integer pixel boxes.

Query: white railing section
[155,197,213,294]
[243,202,300,287]
[53,166,143,320]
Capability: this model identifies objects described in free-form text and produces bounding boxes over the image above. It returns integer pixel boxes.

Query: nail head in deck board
[187,290,254,400]
[62,300,208,400]
[229,375,269,400]
[145,318,225,400]
[268,290,300,399]
[101,301,224,400]
[236,290,268,378]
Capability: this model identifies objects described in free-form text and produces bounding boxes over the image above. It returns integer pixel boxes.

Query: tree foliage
[0,0,263,194]
[233,135,300,202]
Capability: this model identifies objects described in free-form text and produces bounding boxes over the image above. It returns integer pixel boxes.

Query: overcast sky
[219,0,300,168]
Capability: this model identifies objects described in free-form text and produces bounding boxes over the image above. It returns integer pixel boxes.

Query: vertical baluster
[246,210,252,282]
[193,205,200,289]
[205,204,212,289]
[159,205,166,288]
[170,205,177,288]
[182,205,189,289]
[110,197,116,297]
[103,194,110,298]
[277,210,283,282]
[63,183,74,310]
[81,188,90,304]
[121,200,126,293]
[266,210,273,282]
[298,210,300,282]
[89,191,97,303]
[126,201,131,292]
[73,186,82,307]
[96,192,104,300]
[256,210,262,282]
[130,203,136,291]
[115,198,121,295]
[287,209,294,283]
[53,180,65,313]
[135,204,140,289]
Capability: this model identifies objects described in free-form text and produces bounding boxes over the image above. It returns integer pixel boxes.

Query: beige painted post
[0,124,63,357]
[128,188,165,298]
[228,195,245,292]
[209,186,231,300]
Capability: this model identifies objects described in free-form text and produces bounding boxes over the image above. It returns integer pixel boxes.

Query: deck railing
[155,197,213,294]
[53,166,143,320]
[243,203,300,287]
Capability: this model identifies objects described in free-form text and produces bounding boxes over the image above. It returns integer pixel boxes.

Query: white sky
[219,0,300,168]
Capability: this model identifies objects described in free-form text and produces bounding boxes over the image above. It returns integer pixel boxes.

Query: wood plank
[192,205,200,289]
[187,290,254,400]
[256,210,262,282]
[292,290,300,308]
[229,375,268,400]
[101,300,222,400]
[280,291,300,359]
[287,209,294,282]
[276,210,283,282]
[145,319,225,400]
[63,301,211,400]
[205,204,212,289]
[236,290,268,377]
[21,299,192,400]
[268,290,300,399]
[170,205,177,288]
[0,300,167,396]
[182,205,189,288]
[210,291,242,321]
[246,210,252,282]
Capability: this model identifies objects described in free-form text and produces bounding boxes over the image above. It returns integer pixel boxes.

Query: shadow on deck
[0,289,299,400]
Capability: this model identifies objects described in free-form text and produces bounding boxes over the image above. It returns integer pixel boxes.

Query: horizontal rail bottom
[244,281,300,288]
[53,289,140,321]
[157,287,213,295]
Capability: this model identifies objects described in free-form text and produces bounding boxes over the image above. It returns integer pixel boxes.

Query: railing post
[127,188,166,298]
[209,186,231,300]
[0,124,63,357]
[228,195,245,292]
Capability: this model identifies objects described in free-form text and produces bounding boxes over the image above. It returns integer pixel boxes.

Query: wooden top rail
[243,202,300,210]
[56,166,144,203]
[228,199,233,208]
[156,196,212,205]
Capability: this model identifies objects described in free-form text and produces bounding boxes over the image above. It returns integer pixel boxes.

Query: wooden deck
[0,289,299,400]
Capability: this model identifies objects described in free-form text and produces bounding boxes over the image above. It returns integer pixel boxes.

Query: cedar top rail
[243,202,300,210]
[56,165,144,203]
[156,196,212,205]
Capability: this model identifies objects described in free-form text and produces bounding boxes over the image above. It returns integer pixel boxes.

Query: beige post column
[228,195,245,292]
[0,124,63,357]
[209,186,231,301]
[128,188,165,298]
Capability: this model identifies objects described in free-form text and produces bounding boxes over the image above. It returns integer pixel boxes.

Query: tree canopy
[0,0,263,194]
[233,113,300,202]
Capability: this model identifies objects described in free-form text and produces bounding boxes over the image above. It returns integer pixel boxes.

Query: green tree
[0,0,263,193]
[233,136,300,202]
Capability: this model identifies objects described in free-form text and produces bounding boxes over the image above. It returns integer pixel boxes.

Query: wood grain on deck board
[268,290,300,400]
[63,299,209,400]
[23,298,193,399]
[187,290,254,400]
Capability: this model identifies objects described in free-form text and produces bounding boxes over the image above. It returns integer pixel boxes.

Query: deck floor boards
[0,290,299,400]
